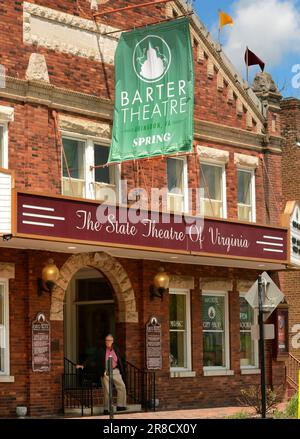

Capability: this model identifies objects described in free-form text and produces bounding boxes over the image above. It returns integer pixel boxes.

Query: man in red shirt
[101,334,127,415]
[76,334,127,415]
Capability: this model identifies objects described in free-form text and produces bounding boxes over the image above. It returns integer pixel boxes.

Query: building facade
[0,0,290,417]
[281,97,300,388]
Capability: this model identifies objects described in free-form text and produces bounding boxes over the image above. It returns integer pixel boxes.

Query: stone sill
[170,371,196,378]
[0,375,15,382]
[241,368,261,375]
[203,369,234,377]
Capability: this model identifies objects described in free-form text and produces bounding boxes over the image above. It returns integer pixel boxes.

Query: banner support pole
[94,0,171,18]
[102,13,193,36]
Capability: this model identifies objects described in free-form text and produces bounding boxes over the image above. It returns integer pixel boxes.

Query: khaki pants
[101,368,127,409]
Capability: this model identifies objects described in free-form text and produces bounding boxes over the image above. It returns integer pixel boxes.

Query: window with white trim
[0,124,8,169]
[169,289,191,370]
[0,281,9,375]
[239,294,258,368]
[167,157,188,213]
[62,138,86,198]
[94,144,115,186]
[200,162,226,218]
[202,291,229,369]
[61,137,120,202]
[237,168,256,222]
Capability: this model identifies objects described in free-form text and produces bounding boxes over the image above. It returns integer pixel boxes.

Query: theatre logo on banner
[108,17,194,163]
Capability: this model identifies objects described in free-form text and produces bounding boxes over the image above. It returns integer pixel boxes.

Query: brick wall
[0,0,287,416]
[280,98,300,361]
[0,1,283,225]
[0,248,286,415]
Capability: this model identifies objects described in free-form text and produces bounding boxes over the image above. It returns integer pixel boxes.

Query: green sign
[240,297,253,330]
[109,17,194,163]
[202,295,225,331]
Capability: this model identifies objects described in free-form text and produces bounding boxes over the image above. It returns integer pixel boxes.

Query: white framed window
[62,137,86,198]
[61,136,120,202]
[167,157,188,213]
[237,168,256,222]
[239,293,258,369]
[200,162,227,218]
[0,280,10,376]
[92,143,121,204]
[202,291,230,370]
[0,123,8,169]
[169,289,191,371]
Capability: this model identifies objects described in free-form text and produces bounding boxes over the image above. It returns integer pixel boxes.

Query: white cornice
[0,105,14,122]
[23,1,118,64]
[234,153,259,168]
[0,76,281,154]
[197,145,229,164]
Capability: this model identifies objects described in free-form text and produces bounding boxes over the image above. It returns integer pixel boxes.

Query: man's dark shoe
[116,406,127,411]
[103,409,109,415]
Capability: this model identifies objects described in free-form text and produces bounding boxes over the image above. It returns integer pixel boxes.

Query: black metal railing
[62,357,100,416]
[124,360,156,410]
[62,357,156,415]
[287,353,300,391]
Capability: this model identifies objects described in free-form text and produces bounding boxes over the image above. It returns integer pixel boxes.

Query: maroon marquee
[15,192,288,263]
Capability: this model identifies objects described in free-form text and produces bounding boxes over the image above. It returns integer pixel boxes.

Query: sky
[193,0,300,98]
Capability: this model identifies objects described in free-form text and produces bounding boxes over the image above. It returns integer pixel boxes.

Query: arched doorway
[64,267,116,368]
[50,252,138,324]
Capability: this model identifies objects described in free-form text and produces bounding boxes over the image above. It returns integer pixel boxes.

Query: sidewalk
[72,402,287,419]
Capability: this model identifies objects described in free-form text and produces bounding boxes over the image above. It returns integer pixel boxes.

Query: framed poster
[32,312,51,372]
[274,306,289,360]
[146,316,162,370]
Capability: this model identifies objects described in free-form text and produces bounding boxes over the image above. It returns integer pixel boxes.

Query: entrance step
[64,404,142,417]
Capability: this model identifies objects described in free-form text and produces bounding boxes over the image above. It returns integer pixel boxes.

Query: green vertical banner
[109,17,194,163]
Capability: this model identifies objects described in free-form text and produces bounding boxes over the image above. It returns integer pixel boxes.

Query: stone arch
[50,252,138,323]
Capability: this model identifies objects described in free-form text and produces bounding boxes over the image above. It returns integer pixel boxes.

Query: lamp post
[258,274,266,419]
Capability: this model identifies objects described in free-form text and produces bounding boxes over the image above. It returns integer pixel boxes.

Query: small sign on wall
[32,313,51,372]
[274,305,289,360]
[146,316,162,370]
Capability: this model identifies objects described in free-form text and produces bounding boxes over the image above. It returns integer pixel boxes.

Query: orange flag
[219,11,234,31]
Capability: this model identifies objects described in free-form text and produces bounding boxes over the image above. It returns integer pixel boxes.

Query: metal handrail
[62,357,156,415]
[286,353,300,390]
[124,360,156,410]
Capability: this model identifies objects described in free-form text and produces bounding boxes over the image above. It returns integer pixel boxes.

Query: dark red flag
[245,48,265,72]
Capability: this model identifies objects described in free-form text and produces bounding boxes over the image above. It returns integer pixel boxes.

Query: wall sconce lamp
[149,267,170,301]
[37,259,59,296]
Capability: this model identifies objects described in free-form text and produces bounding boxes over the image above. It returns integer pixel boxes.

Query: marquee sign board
[15,192,289,264]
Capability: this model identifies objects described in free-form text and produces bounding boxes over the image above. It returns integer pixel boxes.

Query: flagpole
[218,10,221,45]
[246,46,249,83]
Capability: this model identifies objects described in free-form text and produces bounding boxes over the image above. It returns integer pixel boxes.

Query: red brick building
[280,97,300,390]
[0,1,291,417]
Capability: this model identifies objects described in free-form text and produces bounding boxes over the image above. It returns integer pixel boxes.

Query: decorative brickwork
[0,0,286,416]
[50,252,138,323]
